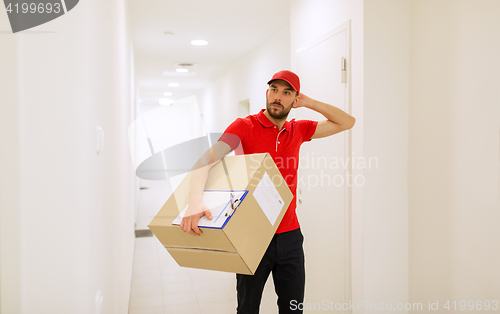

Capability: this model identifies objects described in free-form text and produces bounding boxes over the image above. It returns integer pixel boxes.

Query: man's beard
[266,100,293,120]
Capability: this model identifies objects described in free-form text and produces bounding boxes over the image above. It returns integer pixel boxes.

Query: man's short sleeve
[296,119,318,142]
[218,118,246,152]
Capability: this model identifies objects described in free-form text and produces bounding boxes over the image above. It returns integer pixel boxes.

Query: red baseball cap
[267,70,300,95]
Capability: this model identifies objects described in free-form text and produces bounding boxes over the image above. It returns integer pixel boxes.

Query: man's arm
[294,93,355,138]
[180,141,232,236]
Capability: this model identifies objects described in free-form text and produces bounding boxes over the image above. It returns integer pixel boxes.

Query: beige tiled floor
[129,179,278,314]
[129,236,279,314]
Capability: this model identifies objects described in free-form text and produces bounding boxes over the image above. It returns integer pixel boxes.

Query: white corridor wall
[0,0,136,313]
[408,0,500,310]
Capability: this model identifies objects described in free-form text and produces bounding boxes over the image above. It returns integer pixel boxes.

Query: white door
[291,21,352,313]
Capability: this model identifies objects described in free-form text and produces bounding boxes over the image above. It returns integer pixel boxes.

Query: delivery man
[180,70,355,314]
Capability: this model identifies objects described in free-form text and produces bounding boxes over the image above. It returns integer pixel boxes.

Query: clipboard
[172,190,248,229]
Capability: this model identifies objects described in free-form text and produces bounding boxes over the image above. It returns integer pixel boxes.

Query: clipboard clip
[225,192,239,216]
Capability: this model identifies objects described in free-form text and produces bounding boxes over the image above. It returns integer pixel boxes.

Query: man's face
[266,80,298,120]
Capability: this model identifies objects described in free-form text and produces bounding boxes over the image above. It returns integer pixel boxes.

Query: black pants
[236,228,305,314]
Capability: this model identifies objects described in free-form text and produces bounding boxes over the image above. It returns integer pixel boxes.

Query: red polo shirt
[218,109,317,233]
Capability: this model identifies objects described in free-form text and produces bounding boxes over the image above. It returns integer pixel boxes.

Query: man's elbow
[343,116,355,130]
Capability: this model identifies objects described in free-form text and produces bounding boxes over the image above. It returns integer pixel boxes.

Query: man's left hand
[294,93,312,109]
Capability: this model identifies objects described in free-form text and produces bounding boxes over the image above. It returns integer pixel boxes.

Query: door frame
[294,19,353,311]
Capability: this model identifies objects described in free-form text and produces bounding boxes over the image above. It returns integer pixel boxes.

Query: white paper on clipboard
[252,172,285,226]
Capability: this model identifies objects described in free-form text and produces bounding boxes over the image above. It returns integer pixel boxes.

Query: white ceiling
[127,0,290,104]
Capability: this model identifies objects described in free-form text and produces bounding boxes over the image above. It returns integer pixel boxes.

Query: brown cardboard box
[148,153,293,275]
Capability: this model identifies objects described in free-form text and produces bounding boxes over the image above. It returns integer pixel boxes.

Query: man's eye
[284,92,290,95]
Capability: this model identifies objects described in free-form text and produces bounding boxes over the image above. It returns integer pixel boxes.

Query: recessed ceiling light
[168,83,179,87]
[191,40,208,46]
[176,68,189,73]
[164,92,173,96]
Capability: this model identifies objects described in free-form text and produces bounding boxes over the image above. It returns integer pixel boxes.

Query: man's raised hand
[294,93,312,109]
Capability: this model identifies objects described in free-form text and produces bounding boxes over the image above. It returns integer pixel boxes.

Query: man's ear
[266,89,269,97]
